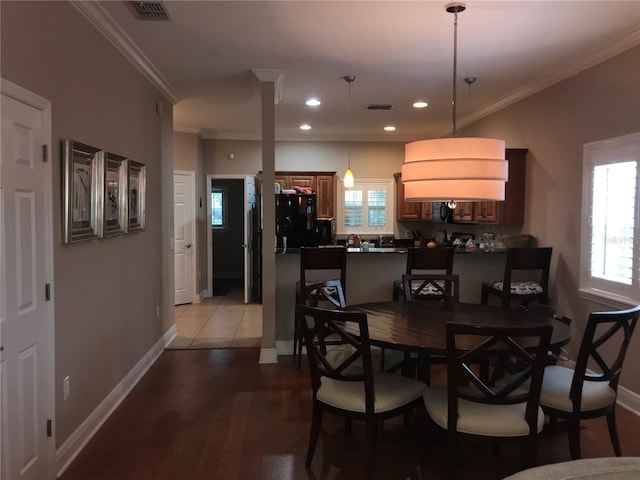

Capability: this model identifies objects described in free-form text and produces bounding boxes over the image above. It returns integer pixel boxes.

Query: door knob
[185,243,192,249]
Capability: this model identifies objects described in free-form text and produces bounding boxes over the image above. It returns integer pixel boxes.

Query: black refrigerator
[276,193,318,248]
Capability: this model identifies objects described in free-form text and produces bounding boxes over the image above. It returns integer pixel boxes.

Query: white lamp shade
[344,167,354,188]
[402,137,508,201]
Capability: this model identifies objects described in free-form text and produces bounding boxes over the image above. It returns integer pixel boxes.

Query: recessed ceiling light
[306,98,321,107]
[384,126,396,132]
[299,124,312,130]
[413,101,428,108]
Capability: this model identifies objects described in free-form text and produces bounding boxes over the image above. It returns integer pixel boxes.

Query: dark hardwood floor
[59,348,640,480]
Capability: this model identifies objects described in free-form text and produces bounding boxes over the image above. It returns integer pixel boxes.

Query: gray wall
[1,2,173,446]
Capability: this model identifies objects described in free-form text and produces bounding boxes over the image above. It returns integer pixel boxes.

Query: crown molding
[70,1,180,104]
[458,28,640,130]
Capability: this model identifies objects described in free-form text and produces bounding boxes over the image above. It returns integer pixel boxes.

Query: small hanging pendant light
[343,75,356,188]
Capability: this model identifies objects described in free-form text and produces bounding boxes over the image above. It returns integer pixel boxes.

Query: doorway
[206,175,259,304]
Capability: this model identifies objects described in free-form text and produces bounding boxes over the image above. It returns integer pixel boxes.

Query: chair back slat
[446,323,552,422]
[405,247,454,274]
[570,305,640,406]
[300,247,347,283]
[296,304,375,401]
[303,279,346,309]
[402,274,460,303]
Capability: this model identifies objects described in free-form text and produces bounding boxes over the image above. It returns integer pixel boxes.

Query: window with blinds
[337,179,393,234]
[581,133,640,307]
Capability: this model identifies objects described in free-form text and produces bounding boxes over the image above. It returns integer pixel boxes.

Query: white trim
[618,385,640,417]
[1,78,56,479]
[578,288,638,311]
[69,1,180,104]
[455,29,640,135]
[276,340,294,356]
[163,324,177,347]
[258,347,278,364]
[55,337,165,477]
[173,170,198,304]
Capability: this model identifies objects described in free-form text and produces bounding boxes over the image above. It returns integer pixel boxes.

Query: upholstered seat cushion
[485,281,543,295]
[393,279,445,296]
[423,386,544,437]
[504,457,640,479]
[317,372,425,413]
[540,365,617,412]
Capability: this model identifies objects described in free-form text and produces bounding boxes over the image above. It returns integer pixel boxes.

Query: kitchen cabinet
[316,175,335,218]
[393,149,527,225]
[273,171,335,219]
[471,148,527,225]
[452,201,474,222]
[394,173,432,220]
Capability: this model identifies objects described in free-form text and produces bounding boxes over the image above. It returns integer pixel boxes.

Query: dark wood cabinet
[274,171,335,219]
[393,149,527,225]
[316,175,335,219]
[394,173,432,220]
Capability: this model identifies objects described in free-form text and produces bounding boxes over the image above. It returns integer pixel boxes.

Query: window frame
[211,186,227,230]
[579,132,640,308]
[336,177,394,235]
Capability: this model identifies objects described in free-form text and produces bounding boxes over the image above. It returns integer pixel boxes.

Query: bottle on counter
[354,235,361,248]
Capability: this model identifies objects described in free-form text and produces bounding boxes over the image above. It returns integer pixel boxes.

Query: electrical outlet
[63,376,70,400]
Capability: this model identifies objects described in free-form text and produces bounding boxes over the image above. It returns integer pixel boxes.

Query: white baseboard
[276,340,294,356]
[259,347,278,364]
[55,336,166,477]
[617,385,640,416]
[164,324,177,346]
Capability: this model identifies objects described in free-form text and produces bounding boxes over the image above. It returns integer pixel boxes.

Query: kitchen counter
[276,246,508,255]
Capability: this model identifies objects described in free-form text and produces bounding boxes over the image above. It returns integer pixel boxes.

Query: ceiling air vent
[128,2,171,21]
[366,104,393,110]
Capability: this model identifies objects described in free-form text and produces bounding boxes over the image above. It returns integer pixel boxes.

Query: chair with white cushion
[539,305,640,460]
[423,321,552,479]
[481,247,552,309]
[296,303,426,480]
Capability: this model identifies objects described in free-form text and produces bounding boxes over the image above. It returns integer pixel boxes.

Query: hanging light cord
[451,6,460,137]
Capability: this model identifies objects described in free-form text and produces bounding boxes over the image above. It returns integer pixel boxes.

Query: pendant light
[343,75,355,188]
[402,3,507,202]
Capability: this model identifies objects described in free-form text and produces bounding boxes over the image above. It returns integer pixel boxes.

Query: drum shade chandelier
[402,3,507,203]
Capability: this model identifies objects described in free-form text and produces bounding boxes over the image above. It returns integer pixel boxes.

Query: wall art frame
[98,152,128,237]
[62,140,101,243]
[126,160,146,233]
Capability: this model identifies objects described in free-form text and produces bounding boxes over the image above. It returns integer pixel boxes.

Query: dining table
[344,300,572,381]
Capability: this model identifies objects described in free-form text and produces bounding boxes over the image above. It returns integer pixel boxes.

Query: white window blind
[337,179,394,235]
[580,132,640,307]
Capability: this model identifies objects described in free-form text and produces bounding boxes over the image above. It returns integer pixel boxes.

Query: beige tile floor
[167,289,262,349]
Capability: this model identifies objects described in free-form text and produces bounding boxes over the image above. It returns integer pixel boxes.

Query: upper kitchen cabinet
[473,148,526,224]
[274,171,335,219]
[393,149,527,225]
[316,175,335,219]
[394,173,432,221]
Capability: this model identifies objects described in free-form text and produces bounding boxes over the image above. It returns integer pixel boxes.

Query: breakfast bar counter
[274,248,508,353]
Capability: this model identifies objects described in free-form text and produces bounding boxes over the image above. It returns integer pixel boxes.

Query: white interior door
[173,171,196,305]
[1,83,55,479]
[243,176,256,303]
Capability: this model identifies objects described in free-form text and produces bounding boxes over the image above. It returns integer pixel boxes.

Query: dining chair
[539,305,640,460]
[401,273,460,382]
[392,247,454,301]
[294,246,348,367]
[527,303,572,365]
[422,321,552,479]
[296,303,426,480]
[402,273,460,303]
[481,247,552,309]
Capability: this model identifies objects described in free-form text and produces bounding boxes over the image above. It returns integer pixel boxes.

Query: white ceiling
[75,1,640,142]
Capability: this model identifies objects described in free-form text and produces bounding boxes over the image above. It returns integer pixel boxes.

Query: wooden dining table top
[345,301,572,355]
